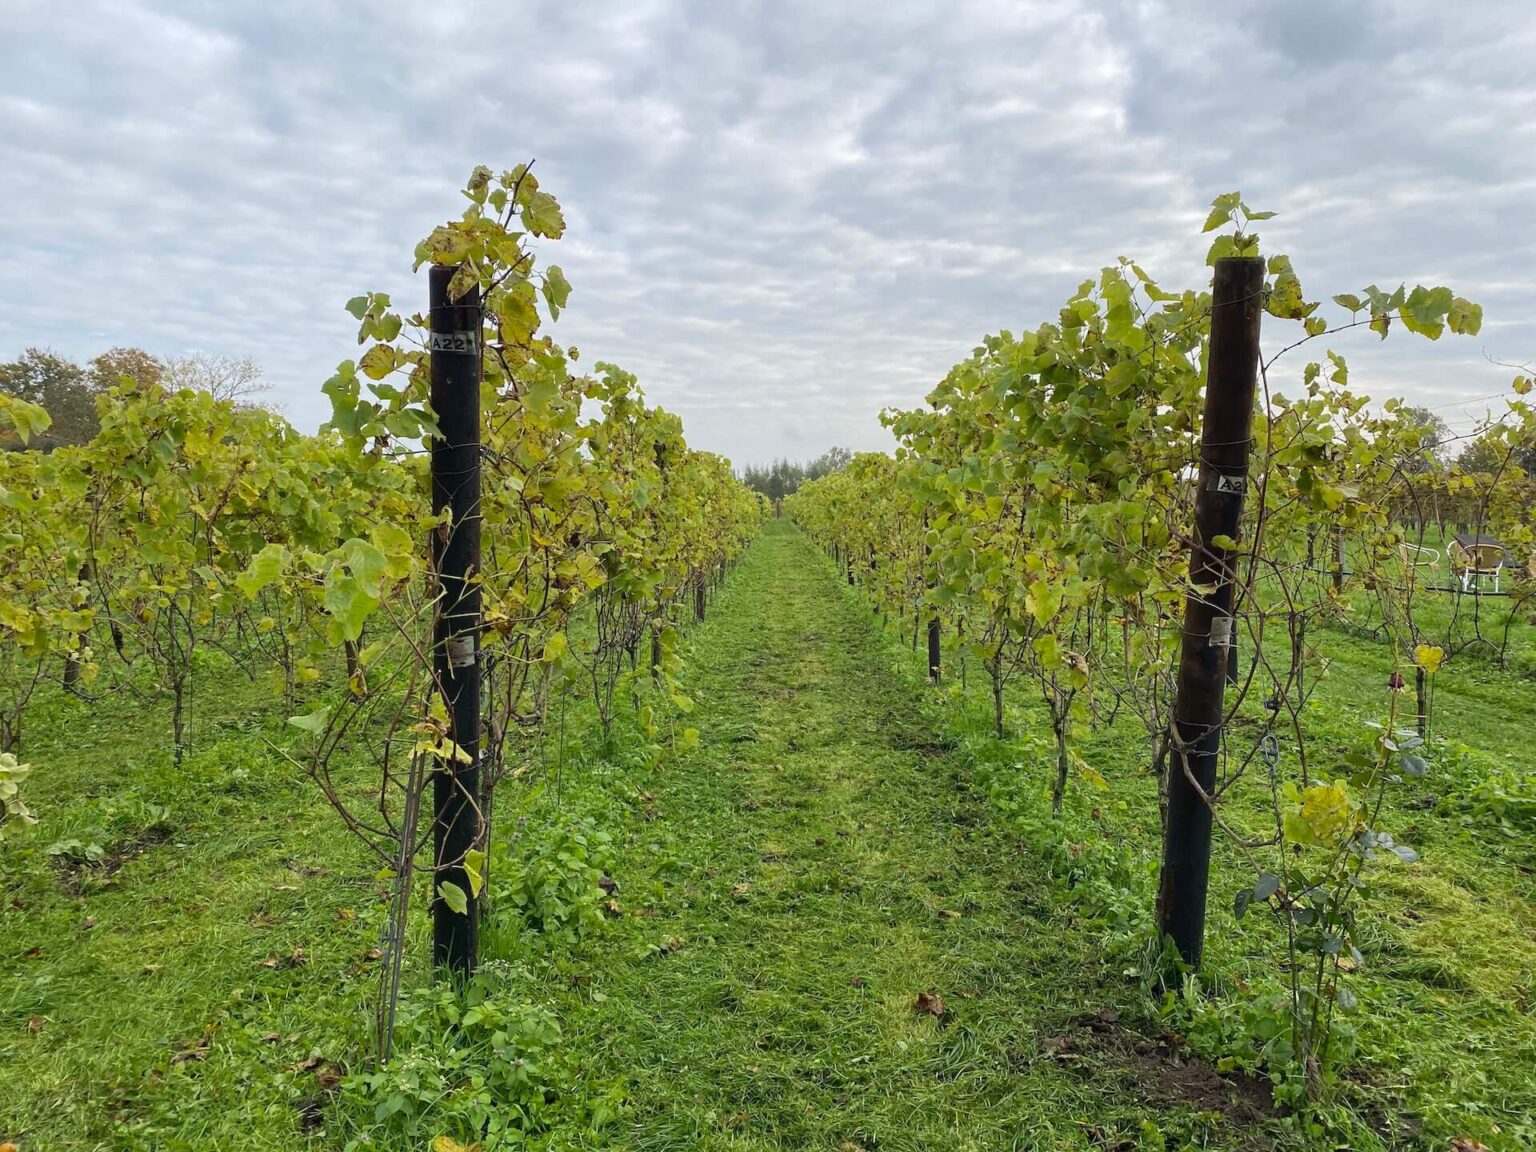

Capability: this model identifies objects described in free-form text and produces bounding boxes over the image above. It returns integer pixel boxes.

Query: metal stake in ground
[429,264,483,978]
[1155,255,1264,969]
[925,535,940,683]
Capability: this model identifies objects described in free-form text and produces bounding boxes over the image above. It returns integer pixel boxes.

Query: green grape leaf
[288,706,332,736]
[438,881,469,915]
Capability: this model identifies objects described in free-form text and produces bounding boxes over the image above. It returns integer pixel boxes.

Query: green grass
[2,519,1533,1150]
[1334,524,1536,674]
[525,518,1281,1151]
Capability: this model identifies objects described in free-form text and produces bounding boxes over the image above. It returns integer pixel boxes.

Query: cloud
[1,0,1531,465]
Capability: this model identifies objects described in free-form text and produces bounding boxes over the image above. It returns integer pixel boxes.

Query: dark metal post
[1415,665,1428,738]
[429,264,483,978]
[1155,256,1264,969]
[925,537,941,683]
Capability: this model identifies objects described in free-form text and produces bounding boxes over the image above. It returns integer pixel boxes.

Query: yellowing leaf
[463,849,485,898]
[1284,780,1358,848]
[358,343,399,381]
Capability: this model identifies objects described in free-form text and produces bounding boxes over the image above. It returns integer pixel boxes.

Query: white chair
[1449,535,1505,593]
[1398,542,1440,576]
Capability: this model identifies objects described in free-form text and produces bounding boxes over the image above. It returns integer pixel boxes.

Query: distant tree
[1455,434,1510,475]
[768,458,794,500]
[808,446,852,477]
[165,353,268,406]
[740,447,852,499]
[1391,405,1452,474]
[89,346,165,392]
[0,348,99,448]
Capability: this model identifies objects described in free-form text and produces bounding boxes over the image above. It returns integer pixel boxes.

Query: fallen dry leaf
[1450,1141,1492,1152]
[914,990,945,1018]
[170,1042,209,1065]
[26,1016,44,1034]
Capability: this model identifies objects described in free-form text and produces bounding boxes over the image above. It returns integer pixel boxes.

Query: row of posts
[833,257,1264,970]
[425,265,733,977]
[437,256,1263,975]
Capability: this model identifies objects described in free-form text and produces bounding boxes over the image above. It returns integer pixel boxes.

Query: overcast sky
[2,0,1532,466]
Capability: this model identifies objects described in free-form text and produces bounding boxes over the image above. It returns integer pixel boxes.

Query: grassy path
[546,521,1269,1151]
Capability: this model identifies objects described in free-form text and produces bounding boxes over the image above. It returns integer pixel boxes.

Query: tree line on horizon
[738,446,852,501]
[0,346,268,450]
[731,407,1532,498]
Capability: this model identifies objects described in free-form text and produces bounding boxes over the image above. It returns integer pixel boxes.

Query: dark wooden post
[1293,611,1306,698]
[1415,665,1428,738]
[1155,256,1265,969]
[429,264,483,978]
[925,535,940,682]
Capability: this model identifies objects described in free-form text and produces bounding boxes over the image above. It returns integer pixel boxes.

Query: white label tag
[1209,615,1233,649]
[428,331,479,355]
[447,634,476,669]
[1210,472,1247,495]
